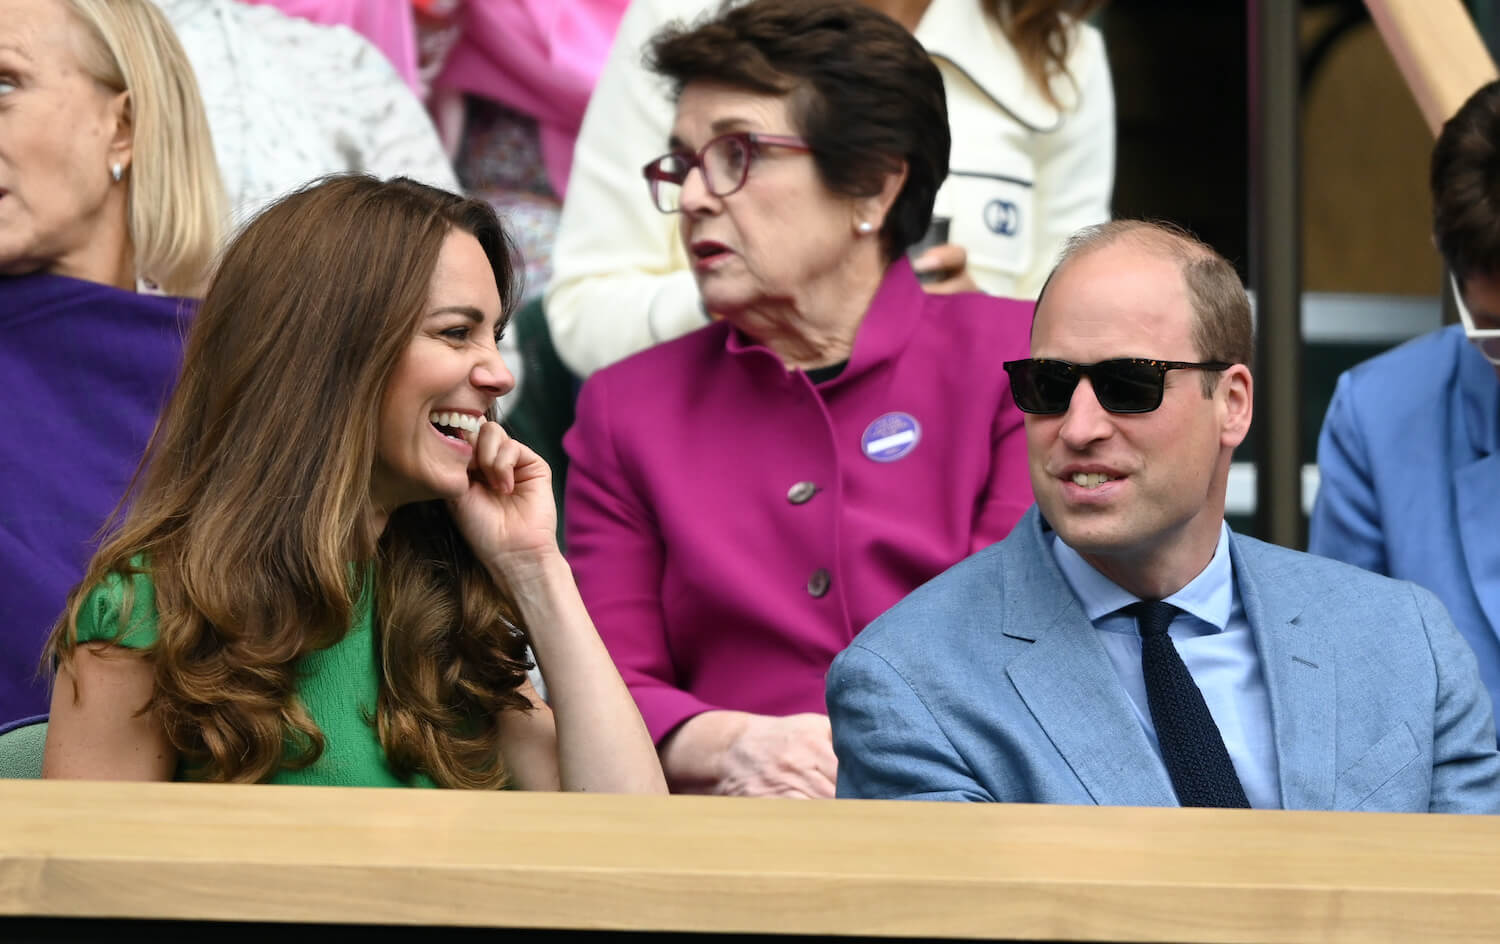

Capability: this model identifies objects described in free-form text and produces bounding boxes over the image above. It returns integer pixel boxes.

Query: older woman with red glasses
[563,0,1034,798]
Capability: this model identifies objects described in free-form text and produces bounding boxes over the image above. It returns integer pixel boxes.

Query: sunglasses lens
[1092,362,1164,413]
[1007,361,1077,414]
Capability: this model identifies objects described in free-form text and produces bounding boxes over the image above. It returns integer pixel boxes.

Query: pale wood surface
[1,780,1499,940]
[1364,0,1499,134]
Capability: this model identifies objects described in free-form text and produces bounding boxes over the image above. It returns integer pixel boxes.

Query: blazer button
[807,568,831,598]
[787,481,818,505]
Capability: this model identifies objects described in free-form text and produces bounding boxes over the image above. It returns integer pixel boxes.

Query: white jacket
[545,0,1115,377]
[156,0,460,228]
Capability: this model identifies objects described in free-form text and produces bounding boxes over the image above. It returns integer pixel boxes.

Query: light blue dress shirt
[1051,524,1283,809]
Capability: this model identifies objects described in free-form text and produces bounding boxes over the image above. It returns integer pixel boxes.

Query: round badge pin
[861,412,921,462]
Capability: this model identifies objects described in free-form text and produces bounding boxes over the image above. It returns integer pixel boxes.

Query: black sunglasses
[1001,358,1232,414]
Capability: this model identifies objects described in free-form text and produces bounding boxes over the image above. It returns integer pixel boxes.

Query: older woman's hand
[723,712,838,797]
[660,710,838,798]
[912,243,981,294]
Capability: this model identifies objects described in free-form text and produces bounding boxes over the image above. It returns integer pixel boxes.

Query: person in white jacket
[546,0,1115,377]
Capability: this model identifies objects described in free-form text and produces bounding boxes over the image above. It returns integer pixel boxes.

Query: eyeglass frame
[641,132,812,214]
[1001,357,1234,415]
[1450,273,1500,366]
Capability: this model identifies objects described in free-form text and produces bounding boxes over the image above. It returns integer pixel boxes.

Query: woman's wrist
[659,710,747,792]
[485,545,569,590]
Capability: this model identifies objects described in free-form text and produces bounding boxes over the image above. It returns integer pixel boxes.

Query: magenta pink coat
[563,260,1034,743]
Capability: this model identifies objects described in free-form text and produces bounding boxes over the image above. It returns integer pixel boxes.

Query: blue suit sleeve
[1416,585,1500,813]
[1309,372,1388,575]
[827,643,994,802]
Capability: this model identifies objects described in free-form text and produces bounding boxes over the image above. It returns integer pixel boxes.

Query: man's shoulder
[1234,531,1434,610]
[1238,530,1374,577]
[851,520,1039,655]
[1340,325,1466,398]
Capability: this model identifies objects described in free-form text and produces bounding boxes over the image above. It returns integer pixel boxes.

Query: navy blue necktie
[1128,600,1250,809]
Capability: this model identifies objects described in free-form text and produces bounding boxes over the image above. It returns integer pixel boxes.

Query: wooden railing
[1365,0,1499,133]
[1,779,1498,941]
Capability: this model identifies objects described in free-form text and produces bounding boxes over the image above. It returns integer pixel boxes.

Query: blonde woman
[42,175,666,791]
[0,0,225,723]
[0,0,224,295]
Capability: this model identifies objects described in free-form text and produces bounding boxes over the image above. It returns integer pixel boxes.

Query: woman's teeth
[430,411,483,438]
[1071,472,1115,489]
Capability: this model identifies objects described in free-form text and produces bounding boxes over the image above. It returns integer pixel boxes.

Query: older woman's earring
[856,220,874,235]
[110,163,124,183]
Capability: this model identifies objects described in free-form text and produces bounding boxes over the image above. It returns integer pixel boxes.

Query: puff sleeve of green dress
[73,568,435,787]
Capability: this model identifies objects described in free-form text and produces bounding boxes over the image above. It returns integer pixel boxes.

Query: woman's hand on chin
[448,420,559,571]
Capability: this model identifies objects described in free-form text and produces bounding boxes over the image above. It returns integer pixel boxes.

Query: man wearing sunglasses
[1311,80,1500,749]
[827,220,1500,812]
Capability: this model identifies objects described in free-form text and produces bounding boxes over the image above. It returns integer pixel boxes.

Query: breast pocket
[935,173,1035,296]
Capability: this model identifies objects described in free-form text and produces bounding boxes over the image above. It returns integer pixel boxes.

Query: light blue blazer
[827,507,1500,812]
[1311,325,1500,739]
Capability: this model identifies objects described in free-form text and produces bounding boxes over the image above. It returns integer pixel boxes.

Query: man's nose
[1056,377,1114,448]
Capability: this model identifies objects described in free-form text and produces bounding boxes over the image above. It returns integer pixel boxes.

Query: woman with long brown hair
[40,175,666,791]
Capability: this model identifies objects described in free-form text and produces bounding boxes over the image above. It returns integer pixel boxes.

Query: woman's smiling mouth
[429,411,483,442]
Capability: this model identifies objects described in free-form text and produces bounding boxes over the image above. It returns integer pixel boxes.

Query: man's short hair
[1042,220,1254,395]
[1432,79,1500,283]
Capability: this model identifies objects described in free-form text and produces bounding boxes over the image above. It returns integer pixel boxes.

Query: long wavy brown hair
[46,175,535,788]
[986,0,1108,109]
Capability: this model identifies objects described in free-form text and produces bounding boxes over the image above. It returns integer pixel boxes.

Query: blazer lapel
[1452,348,1500,656]
[1235,538,1337,810]
[1453,457,1500,654]
[1002,517,1177,807]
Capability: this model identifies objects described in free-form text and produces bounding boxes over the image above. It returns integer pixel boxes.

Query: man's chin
[1044,508,1130,556]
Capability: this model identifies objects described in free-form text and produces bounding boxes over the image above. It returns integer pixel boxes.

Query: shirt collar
[1051,522,1235,631]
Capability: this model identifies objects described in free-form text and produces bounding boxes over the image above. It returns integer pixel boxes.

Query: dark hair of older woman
[0,0,228,726]
[562,0,1036,798]
[41,175,667,792]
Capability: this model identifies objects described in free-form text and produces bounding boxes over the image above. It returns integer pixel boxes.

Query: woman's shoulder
[921,290,1035,346]
[579,321,731,398]
[75,561,161,650]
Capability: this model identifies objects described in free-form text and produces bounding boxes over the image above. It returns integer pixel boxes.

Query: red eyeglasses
[642,132,811,213]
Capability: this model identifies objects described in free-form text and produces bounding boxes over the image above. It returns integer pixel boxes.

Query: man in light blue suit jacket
[828,220,1500,812]
[1310,81,1500,740]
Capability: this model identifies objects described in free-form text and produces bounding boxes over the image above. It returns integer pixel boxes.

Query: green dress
[75,569,435,787]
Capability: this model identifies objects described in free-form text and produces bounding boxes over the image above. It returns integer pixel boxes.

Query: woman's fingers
[471,420,550,496]
[911,241,965,277]
[913,242,980,294]
[471,420,513,493]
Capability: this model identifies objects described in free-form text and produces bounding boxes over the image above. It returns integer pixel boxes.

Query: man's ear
[1218,363,1253,449]
[106,90,133,176]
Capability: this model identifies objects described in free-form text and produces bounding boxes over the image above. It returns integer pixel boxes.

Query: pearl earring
[110,163,124,183]
[856,220,874,234]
